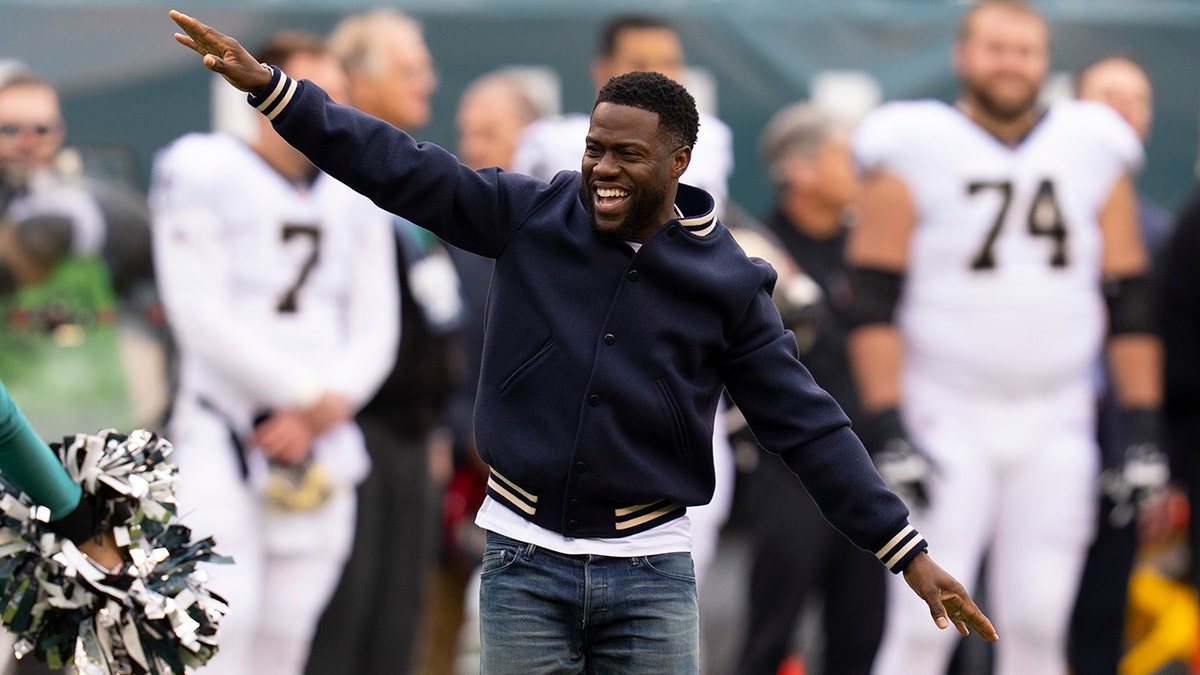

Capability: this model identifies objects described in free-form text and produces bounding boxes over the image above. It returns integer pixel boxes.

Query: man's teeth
[596,188,629,198]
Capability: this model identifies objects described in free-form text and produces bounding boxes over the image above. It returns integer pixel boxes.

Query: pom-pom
[0,428,229,673]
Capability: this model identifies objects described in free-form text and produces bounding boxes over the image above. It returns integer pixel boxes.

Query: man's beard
[966,78,1040,123]
[580,182,670,244]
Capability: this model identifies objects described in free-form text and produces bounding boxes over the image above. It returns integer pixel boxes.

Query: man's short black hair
[598,14,675,59]
[594,71,699,150]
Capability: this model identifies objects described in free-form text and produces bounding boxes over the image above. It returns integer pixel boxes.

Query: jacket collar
[674,183,717,237]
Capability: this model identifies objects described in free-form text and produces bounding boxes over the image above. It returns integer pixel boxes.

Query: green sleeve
[0,379,82,518]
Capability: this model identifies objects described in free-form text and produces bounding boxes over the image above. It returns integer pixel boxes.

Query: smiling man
[581,99,690,244]
[169,10,998,672]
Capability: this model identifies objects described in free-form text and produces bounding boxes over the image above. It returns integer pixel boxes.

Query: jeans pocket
[641,552,696,582]
[480,538,523,576]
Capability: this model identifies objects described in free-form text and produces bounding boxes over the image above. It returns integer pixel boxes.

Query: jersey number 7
[277,224,322,313]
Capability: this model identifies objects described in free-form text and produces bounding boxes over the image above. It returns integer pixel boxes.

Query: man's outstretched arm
[170,10,273,93]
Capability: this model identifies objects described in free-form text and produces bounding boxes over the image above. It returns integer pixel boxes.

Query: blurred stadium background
[2,0,1199,218]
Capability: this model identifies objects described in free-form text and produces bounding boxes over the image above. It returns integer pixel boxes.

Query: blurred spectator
[0,69,157,303]
[304,10,467,675]
[731,102,887,675]
[455,69,542,174]
[1069,54,1174,675]
[149,31,399,675]
[0,71,138,446]
[1078,56,1173,254]
[510,11,737,589]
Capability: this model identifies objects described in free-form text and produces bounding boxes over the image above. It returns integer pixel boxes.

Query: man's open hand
[169,10,273,93]
[903,551,999,641]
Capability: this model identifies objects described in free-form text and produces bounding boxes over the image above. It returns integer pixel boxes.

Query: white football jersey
[511,111,734,218]
[852,100,1143,395]
[149,132,399,446]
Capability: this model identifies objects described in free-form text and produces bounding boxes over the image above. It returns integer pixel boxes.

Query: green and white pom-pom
[0,429,230,674]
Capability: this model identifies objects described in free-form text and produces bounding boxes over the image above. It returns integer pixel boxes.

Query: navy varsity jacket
[249,67,927,572]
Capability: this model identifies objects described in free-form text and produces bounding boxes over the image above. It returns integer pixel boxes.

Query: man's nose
[593,151,620,176]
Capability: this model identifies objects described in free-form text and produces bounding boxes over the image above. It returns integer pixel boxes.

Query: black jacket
[251,68,925,571]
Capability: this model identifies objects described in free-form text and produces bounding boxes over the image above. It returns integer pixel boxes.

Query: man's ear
[671,145,692,179]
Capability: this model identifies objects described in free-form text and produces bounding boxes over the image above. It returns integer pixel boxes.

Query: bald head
[1078,56,1153,141]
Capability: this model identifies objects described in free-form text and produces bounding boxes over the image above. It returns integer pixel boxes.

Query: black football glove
[1100,408,1169,528]
[866,408,938,511]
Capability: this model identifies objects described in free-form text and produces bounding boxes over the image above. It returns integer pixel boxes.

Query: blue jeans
[478,532,700,674]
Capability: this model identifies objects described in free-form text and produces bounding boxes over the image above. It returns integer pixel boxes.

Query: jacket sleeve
[324,205,401,410]
[719,270,927,573]
[250,66,554,260]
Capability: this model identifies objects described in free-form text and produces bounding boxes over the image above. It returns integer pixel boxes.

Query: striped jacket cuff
[875,524,928,573]
[246,65,297,121]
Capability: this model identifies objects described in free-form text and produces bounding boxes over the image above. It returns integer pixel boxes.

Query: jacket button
[575,461,587,473]
[569,498,580,509]
[588,394,600,406]
[567,519,579,531]
[603,333,615,345]
[627,269,639,282]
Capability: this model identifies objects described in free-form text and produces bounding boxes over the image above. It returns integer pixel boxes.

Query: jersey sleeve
[851,101,947,179]
[1090,101,1145,175]
[149,137,324,409]
[324,202,400,409]
[0,379,82,519]
[851,103,902,175]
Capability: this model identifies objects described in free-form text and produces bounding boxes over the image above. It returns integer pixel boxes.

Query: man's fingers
[203,54,225,74]
[169,10,206,44]
[172,32,198,52]
[945,597,999,642]
[170,10,226,56]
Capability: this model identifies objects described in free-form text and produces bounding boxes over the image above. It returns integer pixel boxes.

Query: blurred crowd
[2,1,1200,674]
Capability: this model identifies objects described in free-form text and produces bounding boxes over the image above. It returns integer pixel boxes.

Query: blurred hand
[301,392,353,437]
[169,10,274,93]
[253,410,314,466]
